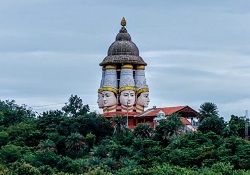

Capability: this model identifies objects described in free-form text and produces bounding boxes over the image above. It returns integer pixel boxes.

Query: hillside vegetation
[0,95,250,175]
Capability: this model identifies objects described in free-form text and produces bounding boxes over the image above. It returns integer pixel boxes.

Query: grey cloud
[0,0,250,120]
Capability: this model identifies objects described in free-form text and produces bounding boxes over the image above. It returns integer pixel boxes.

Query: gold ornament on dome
[121,17,126,26]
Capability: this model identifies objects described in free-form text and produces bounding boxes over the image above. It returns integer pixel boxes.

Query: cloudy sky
[0,0,249,120]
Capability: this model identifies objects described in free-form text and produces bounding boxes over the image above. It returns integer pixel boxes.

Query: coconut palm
[155,113,183,141]
[133,123,153,139]
[38,139,57,152]
[111,116,127,136]
[198,102,219,122]
[65,132,85,152]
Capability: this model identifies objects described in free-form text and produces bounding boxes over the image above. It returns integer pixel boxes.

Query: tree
[0,144,23,163]
[11,162,41,175]
[36,110,65,133]
[217,136,250,170]
[0,100,35,127]
[133,123,153,139]
[155,113,183,142]
[65,132,85,152]
[210,162,233,175]
[85,132,96,151]
[132,138,163,167]
[0,131,9,147]
[56,157,85,174]
[198,116,226,135]
[148,163,199,175]
[38,139,57,152]
[198,102,219,122]
[0,164,10,175]
[26,150,60,168]
[226,115,250,138]
[165,131,223,168]
[108,142,133,160]
[111,116,127,136]
[73,112,113,140]
[62,95,89,117]
[6,122,42,147]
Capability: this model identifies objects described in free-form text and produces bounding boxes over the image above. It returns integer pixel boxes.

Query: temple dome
[99,18,147,66]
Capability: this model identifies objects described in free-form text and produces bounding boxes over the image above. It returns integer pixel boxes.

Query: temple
[97,18,199,130]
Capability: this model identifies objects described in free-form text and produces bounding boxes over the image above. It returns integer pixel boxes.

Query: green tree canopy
[155,113,184,144]
[133,123,153,139]
[198,102,219,122]
[198,116,226,135]
[0,100,35,127]
[62,95,89,117]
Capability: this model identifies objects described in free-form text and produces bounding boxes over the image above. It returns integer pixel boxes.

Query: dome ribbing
[99,18,147,66]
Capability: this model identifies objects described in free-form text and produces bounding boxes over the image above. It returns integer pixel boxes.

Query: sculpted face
[102,91,117,107]
[97,93,104,108]
[120,90,135,107]
[136,92,150,107]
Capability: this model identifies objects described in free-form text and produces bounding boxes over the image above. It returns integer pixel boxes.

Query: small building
[103,105,199,131]
[135,106,199,131]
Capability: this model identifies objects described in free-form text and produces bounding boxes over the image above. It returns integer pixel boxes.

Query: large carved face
[120,90,135,107]
[97,93,104,108]
[136,92,150,107]
[102,91,117,107]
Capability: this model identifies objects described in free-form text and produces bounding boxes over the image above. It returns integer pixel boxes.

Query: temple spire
[121,17,126,26]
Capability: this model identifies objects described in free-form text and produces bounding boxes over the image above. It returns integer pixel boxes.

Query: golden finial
[121,17,126,26]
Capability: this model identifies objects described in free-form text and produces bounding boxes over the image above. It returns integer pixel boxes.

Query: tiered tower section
[97,17,150,114]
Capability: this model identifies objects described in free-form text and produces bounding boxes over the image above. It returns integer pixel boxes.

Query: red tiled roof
[181,117,192,125]
[137,106,187,117]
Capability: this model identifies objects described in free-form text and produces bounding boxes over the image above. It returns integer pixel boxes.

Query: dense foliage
[0,97,250,175]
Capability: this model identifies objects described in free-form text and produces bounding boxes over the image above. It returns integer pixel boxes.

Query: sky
[0,0,250,120]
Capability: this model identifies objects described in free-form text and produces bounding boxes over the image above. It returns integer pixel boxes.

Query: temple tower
[97,17,150,114]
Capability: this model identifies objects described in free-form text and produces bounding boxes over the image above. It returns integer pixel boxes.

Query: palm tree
[198,102,219,123]
[38,139,57,152]
[133,123,153,139]
[111,116,127,136]
[120,157,138,168]
[65,132,85,152]
[155,113,183,140]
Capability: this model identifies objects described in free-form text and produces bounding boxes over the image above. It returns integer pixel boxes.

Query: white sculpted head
[97,93,104,108]
[136,91,150,107]
[119,90,136,107]
[102,91,118,107]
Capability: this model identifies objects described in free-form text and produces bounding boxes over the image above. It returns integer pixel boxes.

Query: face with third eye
[102,91,117,107]
[119,90,136,107]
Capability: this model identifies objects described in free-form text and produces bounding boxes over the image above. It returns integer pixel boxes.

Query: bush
[0,131,9,147]
[210,162,233,175]
[11,162,41,175]
[0,144,23,163]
